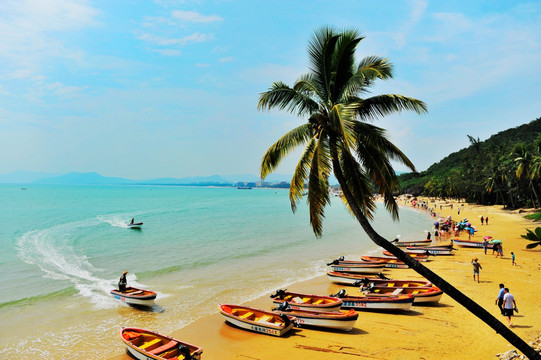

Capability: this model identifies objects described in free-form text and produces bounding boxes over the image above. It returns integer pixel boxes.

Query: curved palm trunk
[332,159,541,359]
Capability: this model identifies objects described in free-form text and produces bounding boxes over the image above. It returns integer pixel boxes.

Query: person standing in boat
[130,218,134,225]
[119,270,128,292]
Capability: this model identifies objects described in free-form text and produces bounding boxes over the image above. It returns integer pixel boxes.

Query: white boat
[326,271,390,285]
[404,247,454,255]
[452,239,491,248]
[128,222,143,229]
[218,304,293,336]
[269,289,343,312]
[391,238,432,247]
[331,289,414,311]
[328,262,386,274]
[272,301,358,331]
[110,287,156,307]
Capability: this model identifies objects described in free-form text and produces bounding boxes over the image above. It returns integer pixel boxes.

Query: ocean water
[0,184,430,359]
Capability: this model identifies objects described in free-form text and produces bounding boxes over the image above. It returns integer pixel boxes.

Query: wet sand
[109,200,541,359]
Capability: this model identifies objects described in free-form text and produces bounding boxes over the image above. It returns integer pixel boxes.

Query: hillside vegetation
[399,117,541,208]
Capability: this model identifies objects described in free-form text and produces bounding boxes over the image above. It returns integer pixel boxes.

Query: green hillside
[398,117,541,208]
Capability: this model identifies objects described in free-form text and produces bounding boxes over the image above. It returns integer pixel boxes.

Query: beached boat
[119,327,203,360]
[328,262,386,274]
[381,251,429,261]
[331,289,414,311]
[360,256,409,268]
[218,304,293,336]
[110,287,157,307]
[391,238,432,247]
[269,289,343,312]
[327,271,391,285]
[353,277,433,289]
[452,239,492,248]
[272,301,358,331]
[362,285,444,304]
[404,246,454,255]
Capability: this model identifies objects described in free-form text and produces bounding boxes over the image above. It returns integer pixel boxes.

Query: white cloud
[219,56,234,63]
[139,32,211,46]
[155,49,182,56]
[171,10,223,23]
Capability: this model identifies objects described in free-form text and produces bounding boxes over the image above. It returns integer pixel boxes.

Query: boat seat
[129,290,144,295]
[313,299,323,305]
[258,315,273,323]
[411,290,420,295]
[240,312,254,319]
[402,284,409,287]
[391,289,403,295]
[302,297,311,303]
[387,283,395,287]
[149,340,179,355]
[140,338,162,351]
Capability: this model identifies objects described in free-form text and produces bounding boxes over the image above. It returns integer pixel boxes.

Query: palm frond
[356,94,428,121]
[258,81,319,117]
[307,135,331,237]
[289,138,316,212]
[307,27,340,105]
[331,30,363,103]
[261,123,312,179]
[526,242,540,249]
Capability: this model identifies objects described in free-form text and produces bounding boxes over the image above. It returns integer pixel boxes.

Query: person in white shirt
[502,288,517,326]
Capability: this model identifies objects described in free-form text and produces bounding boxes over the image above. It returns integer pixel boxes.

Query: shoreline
[109,200,541,360]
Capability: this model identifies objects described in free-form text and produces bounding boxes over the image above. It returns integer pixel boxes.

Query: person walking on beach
[471,258,482,283]
[482,239,489,255]
[485,216,489,225]
[511,252,516,265]
[503,288,517,326]
[118,270,128,292]
[495,283,505,315]
[481,216,484,225]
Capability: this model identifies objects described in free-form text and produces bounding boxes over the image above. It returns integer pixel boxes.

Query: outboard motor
[376,273,390,280]
[270,289,287,299]
[277,301,289,311]
[326,256,345,266]
[279,314,291,327]
[331,289,347,298]
[177,345,193,360]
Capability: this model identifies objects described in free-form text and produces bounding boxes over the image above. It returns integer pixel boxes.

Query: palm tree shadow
[416,302,453,308]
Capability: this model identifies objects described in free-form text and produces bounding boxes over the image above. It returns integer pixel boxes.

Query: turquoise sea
[0,184,431,359]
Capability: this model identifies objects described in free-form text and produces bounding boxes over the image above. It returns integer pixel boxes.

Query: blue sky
[1,0,540,180]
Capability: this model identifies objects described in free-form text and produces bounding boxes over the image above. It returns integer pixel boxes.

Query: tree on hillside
[258,27,540,359]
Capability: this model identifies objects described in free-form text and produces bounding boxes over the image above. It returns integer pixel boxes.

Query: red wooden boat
[219,304,293,336]
[269,289,343,312]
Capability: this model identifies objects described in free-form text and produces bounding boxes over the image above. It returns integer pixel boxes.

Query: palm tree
[258,27,540,359]
[521,227,541,249]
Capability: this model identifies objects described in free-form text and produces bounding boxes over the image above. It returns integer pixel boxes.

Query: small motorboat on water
[269,289,343,312]
[331,289,414,311]
[127,218,143,229]
[110,287,157,307]
[272,301,358,331]
[119,327,203,360]
[218,304,293,336]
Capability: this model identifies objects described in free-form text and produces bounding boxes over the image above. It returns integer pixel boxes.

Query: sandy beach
[109,200,541,360]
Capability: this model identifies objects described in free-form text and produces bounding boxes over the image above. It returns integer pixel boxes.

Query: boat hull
[270,290,342,312]
[393,239,432,247]
[381,251,429,261]
[326,271,389,285]
[364,286,444,304]
[329,263,385,274]
[405,247,454,255]
[338,294,414,311]
[120,327,202,360]
[274,308,358,331]
[360,256,409,268]
[111,287,156,307]
[452,239,492,248]
[219,304,293,336]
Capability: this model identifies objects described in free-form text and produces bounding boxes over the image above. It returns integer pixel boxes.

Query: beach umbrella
[434,222,439,226]
[466,222,471,227]
[490,239,502,244]
[484,236,493,240]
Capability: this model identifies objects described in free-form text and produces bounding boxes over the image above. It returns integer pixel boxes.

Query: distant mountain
[141,175,230,185]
